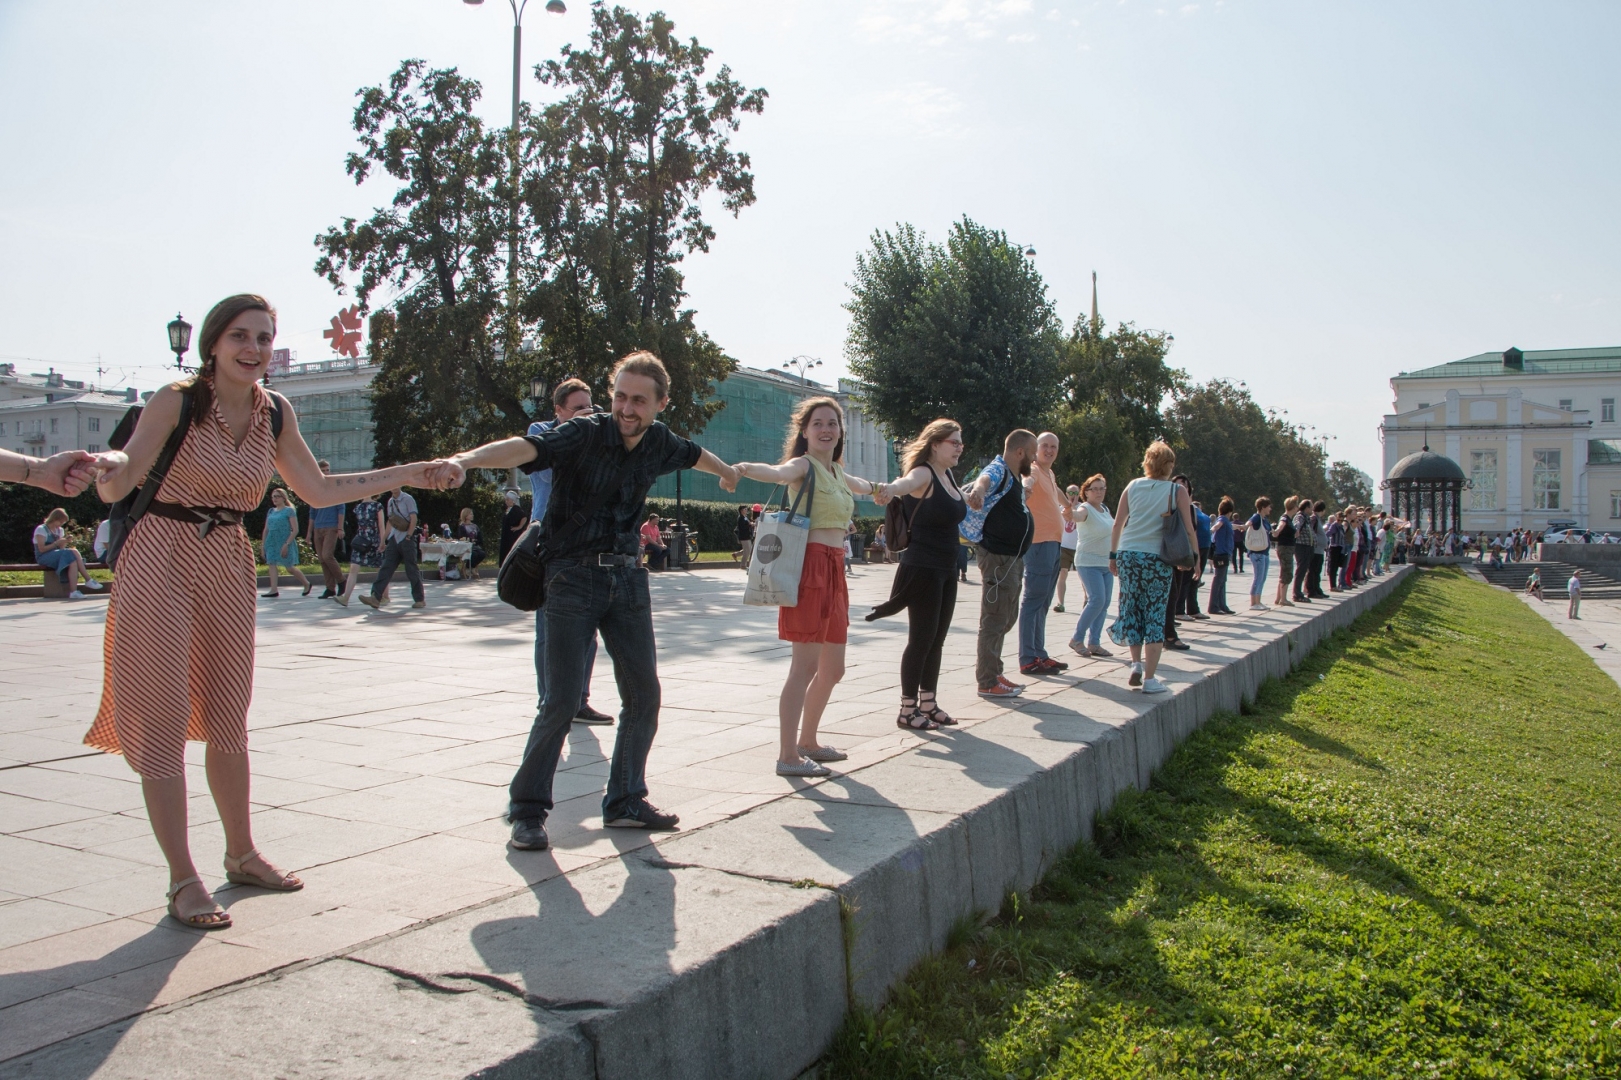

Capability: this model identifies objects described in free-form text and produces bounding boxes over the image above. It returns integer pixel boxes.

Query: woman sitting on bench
[34,508,102,599]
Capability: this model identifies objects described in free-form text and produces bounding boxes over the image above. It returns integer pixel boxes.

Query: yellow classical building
[1381,347,1621,532]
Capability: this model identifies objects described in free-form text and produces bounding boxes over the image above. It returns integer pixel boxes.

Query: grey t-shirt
[385,491,417,542]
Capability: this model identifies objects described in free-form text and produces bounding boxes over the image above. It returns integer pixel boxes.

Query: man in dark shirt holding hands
[431,352,739,850]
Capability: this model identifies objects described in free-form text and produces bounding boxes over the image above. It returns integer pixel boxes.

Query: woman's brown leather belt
[147,500,245,539]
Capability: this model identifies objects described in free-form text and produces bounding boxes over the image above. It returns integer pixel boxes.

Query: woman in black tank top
[867,420,967,730]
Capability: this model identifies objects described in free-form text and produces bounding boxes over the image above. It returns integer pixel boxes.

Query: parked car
[1543,527,1591,544]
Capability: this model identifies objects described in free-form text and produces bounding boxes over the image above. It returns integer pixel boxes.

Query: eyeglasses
[941,438,964,447]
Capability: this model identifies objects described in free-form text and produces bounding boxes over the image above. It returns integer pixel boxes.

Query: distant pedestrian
[867,419,968,730]
[1066,473,1114,655]
[1526,567,1542,600]
[961,429,1037,699]
[1290,495,1316,603]
[33,508,102,599]
[456,507,485,577]
[1568,570,1582,619]
[1271,495,1299,608]
[1108,441,1197,694]
[499,489,528,565]
[640,513,668,571]
[260,487,311,598]
[1160,474,1197,651]
[360,484,424,610]
[1309,500,1329,597]
[306,460,345,598]
[734,504,756,567]
[1207,496,1236,615]
[1244,496,1274,610]
[334,497,383,608]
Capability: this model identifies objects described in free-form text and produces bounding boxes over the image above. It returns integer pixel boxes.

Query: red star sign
[324,305,363,358]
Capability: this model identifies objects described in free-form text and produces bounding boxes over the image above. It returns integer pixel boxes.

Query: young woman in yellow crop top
[733,396,889,779]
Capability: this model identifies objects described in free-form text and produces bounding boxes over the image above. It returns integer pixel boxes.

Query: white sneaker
[80,578,104,591]
[67,590,85,599]
[1128,661,1144,687]
[1141,677,1170,694]
[1251,602,1269,611]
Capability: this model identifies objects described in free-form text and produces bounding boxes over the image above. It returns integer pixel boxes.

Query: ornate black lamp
[167,313,192,371]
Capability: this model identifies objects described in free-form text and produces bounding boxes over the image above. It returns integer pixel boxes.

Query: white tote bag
[744,466,816,607]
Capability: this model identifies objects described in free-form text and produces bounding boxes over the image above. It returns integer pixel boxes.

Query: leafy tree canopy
[1328,461,1377,509]
[846,218,1063,464]
[1165,378,1332,514]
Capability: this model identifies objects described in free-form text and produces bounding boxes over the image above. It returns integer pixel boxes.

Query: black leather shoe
[1163,639,1192,651]
[509,819,549,850]
[574,705,615,725]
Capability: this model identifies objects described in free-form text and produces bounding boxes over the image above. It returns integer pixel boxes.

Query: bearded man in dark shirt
[432,352,740,850]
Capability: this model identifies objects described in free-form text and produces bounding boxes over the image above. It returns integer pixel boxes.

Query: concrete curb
[12,567,1413,1080]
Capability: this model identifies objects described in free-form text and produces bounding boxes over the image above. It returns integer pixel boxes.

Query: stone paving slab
[0,560,1412,1076]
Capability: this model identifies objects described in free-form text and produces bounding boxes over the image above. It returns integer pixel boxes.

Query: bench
[0,561,111,598]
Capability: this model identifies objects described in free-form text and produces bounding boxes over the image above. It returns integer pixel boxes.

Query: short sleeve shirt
[385,492,418,542]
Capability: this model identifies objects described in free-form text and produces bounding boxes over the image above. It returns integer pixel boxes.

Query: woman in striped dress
[89,294,450,930]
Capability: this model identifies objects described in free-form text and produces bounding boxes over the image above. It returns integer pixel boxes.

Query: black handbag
[497,457,639,612]
[1159,483,1197,570]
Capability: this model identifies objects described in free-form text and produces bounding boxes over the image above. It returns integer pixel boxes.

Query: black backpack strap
[267,390,287,440]
[128,387,196,523]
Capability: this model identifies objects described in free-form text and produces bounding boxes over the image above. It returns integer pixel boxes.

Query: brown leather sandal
[167,876,232,930]
[224,848,304,892]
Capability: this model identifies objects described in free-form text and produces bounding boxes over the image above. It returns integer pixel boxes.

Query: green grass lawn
[824,569,1621,1078]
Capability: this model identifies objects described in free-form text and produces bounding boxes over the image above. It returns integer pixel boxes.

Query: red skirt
[778,543,849,644]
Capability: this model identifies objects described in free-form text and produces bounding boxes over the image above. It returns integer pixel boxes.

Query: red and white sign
[324,306,363,358]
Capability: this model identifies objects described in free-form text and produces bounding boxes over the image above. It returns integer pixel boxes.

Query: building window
[49,418,59,433]
[1604,399,1616,423]
[1559,399,1573,411]
[48,445,58,454]
[87,443,100,453]
[1469,450,1498,510]
[1532,449,1562,510]
[1417,402,1430,410]
[1612,490,1621,519]
[0,422,5,436]
[87,416,101,433]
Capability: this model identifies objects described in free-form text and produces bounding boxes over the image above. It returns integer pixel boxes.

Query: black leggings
[897,566,958,699]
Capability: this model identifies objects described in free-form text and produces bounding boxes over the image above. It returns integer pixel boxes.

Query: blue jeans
[37,549,79,583]
[535,605,597,715]
[1071,564,1113,648]
[1018,541,1061,664]
[1248,549,1270,601]
[508,560,660,825]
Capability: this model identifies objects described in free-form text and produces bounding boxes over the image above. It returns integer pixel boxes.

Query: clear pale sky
[3,0,1618,482]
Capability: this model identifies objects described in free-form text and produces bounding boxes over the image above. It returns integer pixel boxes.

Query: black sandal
[896,698,938,731]
[917,695,956,726]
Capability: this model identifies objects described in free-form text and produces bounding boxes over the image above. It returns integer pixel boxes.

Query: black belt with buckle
[147,500,245,540]
[595,553,637,567]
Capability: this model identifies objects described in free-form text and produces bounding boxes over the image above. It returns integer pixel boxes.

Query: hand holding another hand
[718,464,740,493]
[417,460,466,490]
[965,489,985,512]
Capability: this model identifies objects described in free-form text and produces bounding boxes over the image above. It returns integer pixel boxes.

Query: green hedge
[0,484,106,561]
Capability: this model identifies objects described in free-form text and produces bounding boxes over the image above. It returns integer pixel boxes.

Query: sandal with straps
[167,876,232,930]
[224,848,304,892]
[896,699,939,731]
[917,695,957,727]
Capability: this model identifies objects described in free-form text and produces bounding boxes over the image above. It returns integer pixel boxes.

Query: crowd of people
[9,290,1582,936]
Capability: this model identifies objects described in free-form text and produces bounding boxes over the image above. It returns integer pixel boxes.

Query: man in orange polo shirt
[1019,432,1074,674]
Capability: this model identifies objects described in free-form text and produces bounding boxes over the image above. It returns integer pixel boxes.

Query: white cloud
[874,81,968,139]
[856,0,1038,44]
[1008,31,1037,42]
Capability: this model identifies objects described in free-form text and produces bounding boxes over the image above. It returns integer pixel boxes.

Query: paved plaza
[1,560,1414,1074]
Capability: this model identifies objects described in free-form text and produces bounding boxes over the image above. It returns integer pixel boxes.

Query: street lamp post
[167,313,192,372]
[782,355,822,385]
[461,0,566,355]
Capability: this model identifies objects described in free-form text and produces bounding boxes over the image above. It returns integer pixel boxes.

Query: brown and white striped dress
[85,385,277,779]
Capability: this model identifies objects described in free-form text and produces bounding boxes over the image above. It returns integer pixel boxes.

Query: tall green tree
[846,218,1063,464]
[1327,461,1376,509]
[522,2,765,434]
[1166,378,1331,513]
[1049,314,1184,495]
[314,60,532,462]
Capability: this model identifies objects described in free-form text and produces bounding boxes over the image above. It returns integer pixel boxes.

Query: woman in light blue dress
[260,487,310,597]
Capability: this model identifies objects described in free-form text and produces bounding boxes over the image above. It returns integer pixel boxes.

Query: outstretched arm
[1108,489,1132,577]
[2,448,98,496]
[884,465,936,501]
[734,458,809,486]
[694,448,741,492]
[272,397,450,503]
